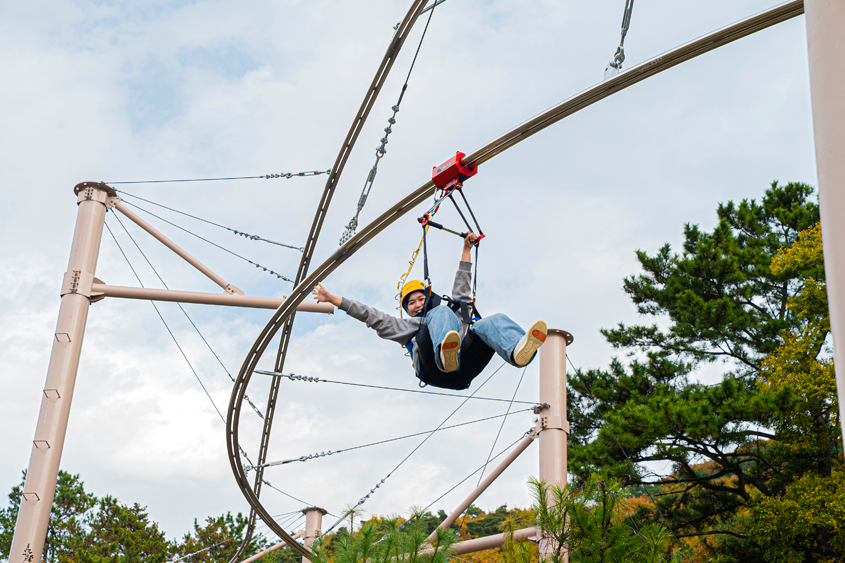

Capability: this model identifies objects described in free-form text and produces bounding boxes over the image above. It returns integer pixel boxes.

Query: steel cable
[120,200,294,282]
[107,216,318,512]
[321,361,507,537]
[456,366,528,532]
[476,366,527,485]
[108,170,331,185]
[116,189,303,251]
[254,370,537,405]
[104,219,226,424]
[247,407,535,471]
[111,212,267,420]
[338,0,440,244]
[416,432,532,527]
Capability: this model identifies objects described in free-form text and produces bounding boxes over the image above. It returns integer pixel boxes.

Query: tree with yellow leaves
[752,222,844,562]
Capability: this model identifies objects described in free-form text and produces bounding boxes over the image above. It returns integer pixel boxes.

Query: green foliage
[526,475,673,563]
[603,181,819,370]
[173,511,266,562]
[749,467,845,563]
[263,542,307,563]
[69,495,171,562]
[759,222,839,462]
[566,181,844,560]
[465,505,510,539]
[744,221,844,563]
[0,469,258,562]
[0,470,97,562]
[311,508,456,563]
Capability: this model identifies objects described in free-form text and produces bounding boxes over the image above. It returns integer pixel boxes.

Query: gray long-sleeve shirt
[338,261,473,374]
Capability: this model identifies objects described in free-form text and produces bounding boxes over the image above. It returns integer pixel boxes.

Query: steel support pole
[804,0,845,447]
[427,430,538,542]
[538,329,572,562]
[301,507,326,563]
[90,283,334,313]
[239,531,304,563]
[422,527,537,556]
[9,183,113,563]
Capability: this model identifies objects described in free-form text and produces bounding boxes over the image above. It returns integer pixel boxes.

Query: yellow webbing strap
[395,224,429,319]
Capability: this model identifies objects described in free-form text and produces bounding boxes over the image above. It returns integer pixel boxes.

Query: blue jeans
[424,306,530,369]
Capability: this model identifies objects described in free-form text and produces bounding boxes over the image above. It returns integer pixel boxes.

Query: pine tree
[69,495,172,562]
[0,470,96,562]
[567,182,830,559]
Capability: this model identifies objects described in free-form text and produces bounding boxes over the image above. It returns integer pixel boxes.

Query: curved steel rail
[226,0,804,555]
[232,1,429,559]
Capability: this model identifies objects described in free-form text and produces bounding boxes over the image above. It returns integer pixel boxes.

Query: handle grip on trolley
[425,220,485,246]
[425,219,466,238]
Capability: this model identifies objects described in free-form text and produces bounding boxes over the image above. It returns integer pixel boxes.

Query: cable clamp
[535,414,569,434]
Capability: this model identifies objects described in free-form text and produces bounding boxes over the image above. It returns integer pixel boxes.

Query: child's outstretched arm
[461,232,478,263]
[315,283,419,344]
[452,232,478,302]
[313,283,342,307]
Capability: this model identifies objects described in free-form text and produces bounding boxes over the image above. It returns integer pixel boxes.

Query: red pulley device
[431,151,478,190]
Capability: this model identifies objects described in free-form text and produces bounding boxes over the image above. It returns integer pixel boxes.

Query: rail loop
[230,0,429,559]
[226,0,804,556]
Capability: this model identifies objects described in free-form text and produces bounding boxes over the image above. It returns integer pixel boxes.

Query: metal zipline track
[233,1,429,559]
[226,0,804,556]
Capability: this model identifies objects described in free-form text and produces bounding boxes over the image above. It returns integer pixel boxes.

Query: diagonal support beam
[427,429,538,542]
[114,200,244,295]
[239,531,305,563]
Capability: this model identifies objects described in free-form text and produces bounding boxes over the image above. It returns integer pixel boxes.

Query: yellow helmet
[400,280,428,312]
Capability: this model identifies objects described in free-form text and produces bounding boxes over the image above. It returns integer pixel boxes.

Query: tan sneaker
[512,321,547,366]
[439,330,462,373]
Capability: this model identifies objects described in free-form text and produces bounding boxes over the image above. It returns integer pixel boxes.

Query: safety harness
[402,152,495,390]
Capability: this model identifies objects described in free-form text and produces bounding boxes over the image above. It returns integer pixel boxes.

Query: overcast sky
[0,0,818,546]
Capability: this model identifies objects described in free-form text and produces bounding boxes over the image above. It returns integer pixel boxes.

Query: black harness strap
[422,222,431,287]
[410,183,492,389]
[414,322,495,390]
[457,188,484,236]
[448,193,474,233]
[446,191,484,305]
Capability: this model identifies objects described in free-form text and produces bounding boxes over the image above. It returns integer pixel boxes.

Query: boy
[313,232,547,379]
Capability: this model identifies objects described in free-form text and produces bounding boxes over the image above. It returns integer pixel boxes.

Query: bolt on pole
[10,183,114,563]
[804,0,845,449]
[538,329,572,562]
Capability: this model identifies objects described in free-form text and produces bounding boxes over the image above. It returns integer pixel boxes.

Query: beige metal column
[804,0,845,447]
[538,329,572,561]
[10,182,113,563]
[301,507,327,563]
[428,430,538,542]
